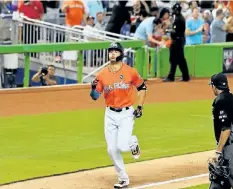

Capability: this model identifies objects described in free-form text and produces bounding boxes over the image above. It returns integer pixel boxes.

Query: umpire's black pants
[209,144,233,189]
[167,38,190,81]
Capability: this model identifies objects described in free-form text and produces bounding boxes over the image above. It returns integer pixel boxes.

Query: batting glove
[91,79,98,90]
[134,106,143,118]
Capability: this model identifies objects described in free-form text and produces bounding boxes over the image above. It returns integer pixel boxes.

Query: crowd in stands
[131,0,233,48]
[0,0,233,48]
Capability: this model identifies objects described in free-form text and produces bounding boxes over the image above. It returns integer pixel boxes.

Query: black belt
[108,107,130,112]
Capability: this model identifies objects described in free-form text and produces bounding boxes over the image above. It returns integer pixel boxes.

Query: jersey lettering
[95,64,144,108]
[114,82,130,90]
[103,82,130,93]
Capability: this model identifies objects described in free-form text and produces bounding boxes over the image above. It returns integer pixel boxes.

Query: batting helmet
[108,42,124,62]
[209,73,229,90]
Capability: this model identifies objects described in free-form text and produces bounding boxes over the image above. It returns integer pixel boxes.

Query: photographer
[31,65,59,86]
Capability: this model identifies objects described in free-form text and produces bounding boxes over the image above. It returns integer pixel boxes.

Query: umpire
[163,3,190,82]
[208,73,233,189]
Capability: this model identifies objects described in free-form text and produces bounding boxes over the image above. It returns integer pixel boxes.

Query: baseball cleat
[114,180,129,188]
[130,135,140,160]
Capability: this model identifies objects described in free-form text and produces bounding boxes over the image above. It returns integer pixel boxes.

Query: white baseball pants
[104,106,135,181]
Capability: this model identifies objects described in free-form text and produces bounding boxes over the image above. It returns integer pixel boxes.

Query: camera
[40,66,48,76]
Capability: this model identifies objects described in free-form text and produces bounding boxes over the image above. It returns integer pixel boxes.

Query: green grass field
[1,100,215,185]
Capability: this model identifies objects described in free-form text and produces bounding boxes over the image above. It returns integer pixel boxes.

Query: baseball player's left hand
[134,106,143,118]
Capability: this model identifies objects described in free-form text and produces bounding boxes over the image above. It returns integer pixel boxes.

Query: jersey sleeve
[95,74,104,93]
[215,100,232,131]
[131,68,144,88]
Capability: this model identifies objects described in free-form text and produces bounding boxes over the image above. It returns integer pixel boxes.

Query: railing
[0,13,159,82]
[6,13,138,82]
[0,41,145,87]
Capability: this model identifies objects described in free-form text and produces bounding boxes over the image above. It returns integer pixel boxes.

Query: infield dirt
[1,78,229,189]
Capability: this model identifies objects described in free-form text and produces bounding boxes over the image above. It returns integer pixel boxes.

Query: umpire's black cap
[209,73,229,90]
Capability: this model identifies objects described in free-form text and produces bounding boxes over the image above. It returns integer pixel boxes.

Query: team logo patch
[111,43,118,48]
[219,110,227,122]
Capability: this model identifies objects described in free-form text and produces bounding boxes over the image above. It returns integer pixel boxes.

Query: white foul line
[129,173,209,189]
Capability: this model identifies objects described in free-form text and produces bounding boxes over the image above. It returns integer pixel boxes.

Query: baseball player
[90,42,147,188]
[208,73,233,189]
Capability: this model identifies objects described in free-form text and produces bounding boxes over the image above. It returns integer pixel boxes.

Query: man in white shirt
[94,12,107,31]
[83,16,96,41]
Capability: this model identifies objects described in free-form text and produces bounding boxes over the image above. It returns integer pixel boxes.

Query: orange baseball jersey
[95,64,144,108]
[62,0,85,26]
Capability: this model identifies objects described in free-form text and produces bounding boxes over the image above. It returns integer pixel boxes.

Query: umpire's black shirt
[171,14,186,40]
[212,91,233,144]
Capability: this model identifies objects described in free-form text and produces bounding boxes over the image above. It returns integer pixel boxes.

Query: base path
[1,78,230,189]
[1,151,212,189]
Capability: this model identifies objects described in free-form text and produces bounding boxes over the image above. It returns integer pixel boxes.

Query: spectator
[105,1,131,35]
[181,0,190,17]
[18,0,44,20]
[159,7,171,30]
[83,16,96,41]
[149,6,159,17]
[159,8,170,22]
[212,0,227,20]
[133,1,158,17]
[137,10,149,28]
[185,7,204,45]
[210,8,230,43]
[183,0,200,19]
[139,0,157,15]
[130,10,148,34]
[2,0,18,14]
[94,12,107,31]
[150,18,164,47]
[19,0,44,51]
[203,10,211,43]
[133,0,141,15]
[212,1,219,19]
[203,9,213,25]
[226,15,233,42]
[42,0,60,24]
[31,65,59,86]
[134,17,162,46]
[229,0,233,15]
[86,0,105,21]
[62,0,86,27]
